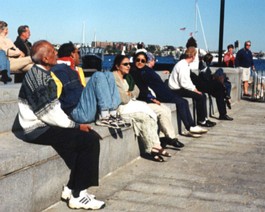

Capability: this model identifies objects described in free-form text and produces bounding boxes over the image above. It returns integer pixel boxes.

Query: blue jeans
[0,50,11,77]
[71,71,121,123]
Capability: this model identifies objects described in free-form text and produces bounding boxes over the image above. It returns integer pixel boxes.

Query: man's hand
[194,88,202,95]
[79,124,93,132]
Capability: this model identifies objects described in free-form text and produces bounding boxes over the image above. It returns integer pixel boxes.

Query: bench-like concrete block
[0,126,140,211]
[0,156,69,212]
[99,128,140,178]
[0,102,18,133]
[0,84,20,102]
[0,132,58,176]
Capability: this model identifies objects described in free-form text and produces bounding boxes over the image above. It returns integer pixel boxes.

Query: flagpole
[195,0,198,40]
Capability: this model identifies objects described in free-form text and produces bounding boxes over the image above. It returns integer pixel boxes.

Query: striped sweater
[18,65,78,141]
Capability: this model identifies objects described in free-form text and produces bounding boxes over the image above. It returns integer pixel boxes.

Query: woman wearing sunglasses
[130,51,208,138]
[111,54,171,162]
[130,52,186,146]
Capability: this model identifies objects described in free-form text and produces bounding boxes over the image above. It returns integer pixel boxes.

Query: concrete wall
[0,68,241,211]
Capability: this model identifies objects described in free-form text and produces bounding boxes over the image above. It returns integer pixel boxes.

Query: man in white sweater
[169,47,216,127]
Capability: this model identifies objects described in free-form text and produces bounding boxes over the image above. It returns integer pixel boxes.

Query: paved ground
[44,100,265,212]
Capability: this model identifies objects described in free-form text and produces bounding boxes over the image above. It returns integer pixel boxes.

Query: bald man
[17,40,105,210]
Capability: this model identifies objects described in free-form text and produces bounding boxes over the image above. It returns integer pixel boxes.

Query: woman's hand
[151,98,161,105]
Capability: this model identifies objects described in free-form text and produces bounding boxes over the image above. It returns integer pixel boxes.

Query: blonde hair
[185,47,197,58]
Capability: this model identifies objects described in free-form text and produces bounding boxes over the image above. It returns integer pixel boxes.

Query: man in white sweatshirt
[169,47,216,127]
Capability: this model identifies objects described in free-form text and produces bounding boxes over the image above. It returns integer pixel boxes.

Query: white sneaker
[61,186,95,201]
[182,130,202,138]
[95,116,120,129]
[189,126,208,134]
[68,190,105,210]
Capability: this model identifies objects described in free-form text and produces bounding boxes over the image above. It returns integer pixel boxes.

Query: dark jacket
[130,65,156,103]
[235,48,254,68]
[14,37,32,56]
[130,65,176,102]
[51,64,83,115]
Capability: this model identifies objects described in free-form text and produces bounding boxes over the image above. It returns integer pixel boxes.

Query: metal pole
[218,0,225,66]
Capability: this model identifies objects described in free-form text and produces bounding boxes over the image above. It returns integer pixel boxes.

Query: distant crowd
[1,20,255,210]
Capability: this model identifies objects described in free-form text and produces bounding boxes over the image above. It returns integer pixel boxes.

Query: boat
[79,45,104,76]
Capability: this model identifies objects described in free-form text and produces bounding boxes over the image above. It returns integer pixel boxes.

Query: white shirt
[168,59,196,91]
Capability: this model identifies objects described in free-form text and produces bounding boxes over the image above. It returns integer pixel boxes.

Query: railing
[251,70,265,101]
[79,46,104,60]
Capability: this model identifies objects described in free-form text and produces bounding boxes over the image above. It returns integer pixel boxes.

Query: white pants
[120,112,161,153]
[240,67,251,82]
[9,56,33,72]
[148,103,177,139]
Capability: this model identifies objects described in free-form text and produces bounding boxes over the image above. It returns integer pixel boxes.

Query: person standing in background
[235,40,255,96]
[223,44,235,67]
[14,25,32,56]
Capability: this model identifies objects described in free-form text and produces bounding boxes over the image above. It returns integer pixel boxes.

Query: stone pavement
[44,100,265,212]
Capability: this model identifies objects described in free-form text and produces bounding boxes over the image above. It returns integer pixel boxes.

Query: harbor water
[102,55,265,74]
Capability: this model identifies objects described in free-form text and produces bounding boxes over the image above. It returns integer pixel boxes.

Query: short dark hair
[110,54,129,71]
[58,42,75,58]
[244,40,251,47]
[227,44,234,49]
[203,53,213,64]
[0,21,8,30]
[17,25,29,36]
[186,37,197,48]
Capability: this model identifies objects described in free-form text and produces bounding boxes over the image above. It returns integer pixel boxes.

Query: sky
[2,0,265,52]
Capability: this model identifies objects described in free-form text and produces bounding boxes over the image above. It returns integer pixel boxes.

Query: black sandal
[153,147,172,157]
[150,152,165,162]
[159,150,172,157]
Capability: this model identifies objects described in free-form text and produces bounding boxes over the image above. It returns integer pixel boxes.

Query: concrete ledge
[0,124,139,211]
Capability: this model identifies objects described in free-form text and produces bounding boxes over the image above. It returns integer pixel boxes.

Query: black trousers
[172,88,207,123]
[162,96,195,131]
[191,72,227,117]
[28,127,100,191]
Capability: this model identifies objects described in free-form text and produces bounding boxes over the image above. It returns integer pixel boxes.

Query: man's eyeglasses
[121,62,130,67]
[246,44,251,46]
[136,58,146,63]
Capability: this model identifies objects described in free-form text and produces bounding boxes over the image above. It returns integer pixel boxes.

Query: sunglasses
[136,58,146,63]
[246,44,251,46]
[121,62,130,66]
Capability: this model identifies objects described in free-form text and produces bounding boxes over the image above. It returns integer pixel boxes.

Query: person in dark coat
[14,25,32,56]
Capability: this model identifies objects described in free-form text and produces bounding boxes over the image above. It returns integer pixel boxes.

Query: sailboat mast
[195,0,198,39]
[82,21,86,45]
[196,1,208,51]
[94,30,96,47]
